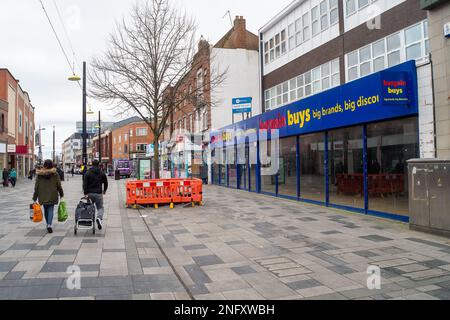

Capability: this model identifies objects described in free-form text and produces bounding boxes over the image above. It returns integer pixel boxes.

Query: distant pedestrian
[55,165,65,181]
[2,168,8,187]
[9,168,17,187]
[83,159,108,231]
[32,159,64,234]
[71,167,74,177]
[28,169,34,180]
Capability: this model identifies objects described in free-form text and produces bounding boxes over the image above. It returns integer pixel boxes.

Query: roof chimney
[234,16,246,31]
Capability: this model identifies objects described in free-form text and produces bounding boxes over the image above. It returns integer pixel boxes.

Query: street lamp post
[37,125,46,165]
[68,61,88,169]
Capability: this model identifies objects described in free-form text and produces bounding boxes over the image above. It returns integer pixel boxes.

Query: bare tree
[90,0,225,178]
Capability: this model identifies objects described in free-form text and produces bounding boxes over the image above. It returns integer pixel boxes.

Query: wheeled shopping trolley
[74,197,96,235]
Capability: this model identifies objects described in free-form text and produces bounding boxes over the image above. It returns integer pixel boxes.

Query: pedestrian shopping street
[1,176,450,300]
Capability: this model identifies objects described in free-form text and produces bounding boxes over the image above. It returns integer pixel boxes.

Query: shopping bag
[58,200,68,222]
[32,203,43,223]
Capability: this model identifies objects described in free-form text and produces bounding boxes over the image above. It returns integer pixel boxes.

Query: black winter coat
[83,167,108,195]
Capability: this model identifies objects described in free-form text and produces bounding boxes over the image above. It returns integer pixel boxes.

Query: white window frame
[345,20,429,82]
[264,58,340,110]
[136,127,148,136]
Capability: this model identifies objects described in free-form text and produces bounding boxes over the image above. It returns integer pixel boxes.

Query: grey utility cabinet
[408,159,450,237]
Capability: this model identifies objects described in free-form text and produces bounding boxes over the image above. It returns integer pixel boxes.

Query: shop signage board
[211,60,419,147]
[7,144,16,153]
[0,143,6,153]
[232,97,252,114]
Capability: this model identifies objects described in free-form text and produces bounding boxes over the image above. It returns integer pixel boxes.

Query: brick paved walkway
[1,176,450,300]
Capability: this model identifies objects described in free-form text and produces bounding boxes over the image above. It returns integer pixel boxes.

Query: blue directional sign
[232,97,252,114]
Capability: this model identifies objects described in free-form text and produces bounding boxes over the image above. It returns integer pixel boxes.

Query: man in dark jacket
[83,160,108,230]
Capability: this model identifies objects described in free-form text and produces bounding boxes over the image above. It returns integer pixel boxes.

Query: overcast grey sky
[0,0,292,158]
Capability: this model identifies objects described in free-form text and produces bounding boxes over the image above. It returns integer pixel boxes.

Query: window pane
[313,81,321,93]
[332,73,340,87]
[289,37,295,50]
[425,39,430,55]
[388,50,401,67]
[332,59,340,74]
[360,61,371,77]
[406,43,422,60]
[288,23,295,36]
[312,6,319,20]
[303,13,310,26]
[304,71,312,84]
[296,32,302,46]
[322,62,330,76]
[424,21,429,39]
[283,93,289,104]
[295,18,302,32]
[330,8,339,25]
[276,85,282,95]
[305,84,312,96]
[348,51,358,67]
[281,42,287,54]
[264,42,269,52]
[373,56,385,72]
[321,15,329,30]
[387,33,400,51]
[359,45,371,62]
[405,24,422,45]
[367,117,419,217]
[329,0,338,8]
[312,21,320,35]
[290,90,297,101]
[346,0,356,15]
[283,81,289,93]
[300,133,325,202]
[348,67,358,81]
[278,137,298,197]
[290,79,297,90]
[297,87,304,98]
[281,29,286,41]
[322,77,330,90]
[312,67,321,80]
[275,34,280,45]
[297,74,304,86]
[358,0,369,8]
[303,27,310,41]
[320,0,328,14]
[373,39,385,57]
[328,126,364,209]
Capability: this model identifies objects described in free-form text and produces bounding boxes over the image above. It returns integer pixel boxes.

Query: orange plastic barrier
[126,178,203,208]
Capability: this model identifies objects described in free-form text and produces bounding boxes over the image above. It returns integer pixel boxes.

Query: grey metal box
[408,159,450,237]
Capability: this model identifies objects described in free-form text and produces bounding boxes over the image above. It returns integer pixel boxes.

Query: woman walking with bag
[32,160,64,233]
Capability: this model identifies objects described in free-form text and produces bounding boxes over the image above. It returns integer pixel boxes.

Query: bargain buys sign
[211,60,418,146]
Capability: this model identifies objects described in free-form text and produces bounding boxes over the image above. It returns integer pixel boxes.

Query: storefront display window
[367,117,418,216]
[278,136,298,198]
[300,133,325,202]
[328,126,364,209]
[260,139,276,194]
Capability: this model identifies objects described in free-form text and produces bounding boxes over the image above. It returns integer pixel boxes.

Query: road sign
[232,97,252,114]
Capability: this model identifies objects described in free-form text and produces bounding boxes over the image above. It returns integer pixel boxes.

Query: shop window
[260,139,276,194]
[278,136,298,198]
[328,126,364,209]
[220,148,226,185]
[228,144,238,188]
[367,117,419,217]
[300,133,325,202]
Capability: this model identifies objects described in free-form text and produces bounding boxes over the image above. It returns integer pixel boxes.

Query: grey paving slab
[359,235,394,242]
[231,266,257,275]
[192,255,224,267]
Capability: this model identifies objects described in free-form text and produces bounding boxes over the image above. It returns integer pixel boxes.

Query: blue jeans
[43,205,55,226]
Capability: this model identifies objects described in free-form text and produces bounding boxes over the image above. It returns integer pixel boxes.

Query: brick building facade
[0,69,35,176]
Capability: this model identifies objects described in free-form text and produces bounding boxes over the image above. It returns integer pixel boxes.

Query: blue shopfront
[210,61,420,222]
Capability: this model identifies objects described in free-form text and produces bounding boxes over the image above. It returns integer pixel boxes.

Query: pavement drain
[253,256,312,278]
